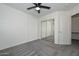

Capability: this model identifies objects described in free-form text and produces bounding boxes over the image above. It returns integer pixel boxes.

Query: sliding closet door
[41,20,54,39]
[47,21,52,37]
[51,20,54,37]
[41,21,47,38]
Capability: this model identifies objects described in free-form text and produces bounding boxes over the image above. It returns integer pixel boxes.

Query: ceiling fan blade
[27,6,36,10]
[38,3,41,6]
[40,5,50,9]
[33,3,37,6]
[38,10,40,13]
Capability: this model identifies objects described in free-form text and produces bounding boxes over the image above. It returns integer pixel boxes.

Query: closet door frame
[41,20,47,39]
[41,19,54,39]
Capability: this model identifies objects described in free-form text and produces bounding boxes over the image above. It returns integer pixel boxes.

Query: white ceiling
[4,3,79,18]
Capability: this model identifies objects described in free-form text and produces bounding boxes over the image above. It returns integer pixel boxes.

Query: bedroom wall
[54,11,71,44]
[0,4,38,50]
[0,3,79,50]
[70,5,79,16]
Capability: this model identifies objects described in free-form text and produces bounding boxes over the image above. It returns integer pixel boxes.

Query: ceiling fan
[27,3,51,14]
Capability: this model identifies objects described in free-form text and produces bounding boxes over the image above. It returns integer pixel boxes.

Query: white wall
[70,5,79,16]
[0,4,38,50]
[54,11,71,44]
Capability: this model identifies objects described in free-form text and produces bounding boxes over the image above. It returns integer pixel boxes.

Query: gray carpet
[0,37,79,56]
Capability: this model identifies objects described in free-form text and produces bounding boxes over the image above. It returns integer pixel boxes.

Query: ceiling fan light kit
[35,7,40,10]
[27,3,51,14]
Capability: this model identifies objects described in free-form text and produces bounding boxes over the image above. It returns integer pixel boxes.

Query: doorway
[41,19,54,41]
[71,13,79,40]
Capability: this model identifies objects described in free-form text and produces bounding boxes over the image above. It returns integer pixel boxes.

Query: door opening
[41,19,54,41]
[71,13,79,41]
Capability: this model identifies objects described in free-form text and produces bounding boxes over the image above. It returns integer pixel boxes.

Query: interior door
[47,20,52,37]
[41,21,47,38]
[51,20,54,37]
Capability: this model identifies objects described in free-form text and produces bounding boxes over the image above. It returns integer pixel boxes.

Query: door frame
[41,19,54,39]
